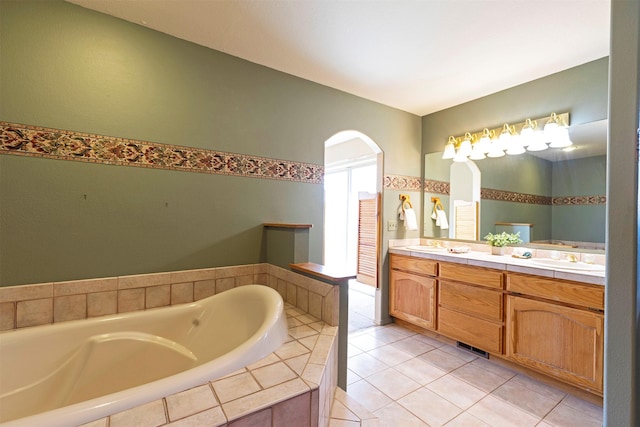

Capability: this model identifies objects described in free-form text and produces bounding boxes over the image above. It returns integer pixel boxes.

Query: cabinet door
[506,296,603,393]
[389,270,436,330]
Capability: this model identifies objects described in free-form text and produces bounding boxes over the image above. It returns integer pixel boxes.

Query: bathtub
[0,284,288,427]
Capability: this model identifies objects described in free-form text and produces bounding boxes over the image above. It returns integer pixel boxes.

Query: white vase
[491,246,505,256]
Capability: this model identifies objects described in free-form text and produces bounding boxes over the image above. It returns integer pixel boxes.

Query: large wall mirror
[423,119,607,251]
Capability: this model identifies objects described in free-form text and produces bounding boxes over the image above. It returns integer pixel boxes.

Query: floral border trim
[425,179,605,206]
[384,174,422,191]
[481,188,552,205]
[424,179,450,195]
[0,122,323,184]
[552,195,607,206]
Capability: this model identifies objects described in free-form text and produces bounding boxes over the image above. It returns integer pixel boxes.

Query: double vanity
[388,242,605,396]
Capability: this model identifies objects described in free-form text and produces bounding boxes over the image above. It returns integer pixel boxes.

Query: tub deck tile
[275,340,311,360]
[109,399,166,427]
[284,353,311,375]
[117,272,171,290]
[252,361,299,389]
[247,353,281,370]
[165,384,219,422]
[54,278,117,296]
[301,363,326,388]
[212,372,261,404]
[169,268,218,284]
[0,282,52,303]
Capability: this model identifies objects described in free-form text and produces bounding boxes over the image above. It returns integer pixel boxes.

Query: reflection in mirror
[449,161,480,240]
[424,120,607,251]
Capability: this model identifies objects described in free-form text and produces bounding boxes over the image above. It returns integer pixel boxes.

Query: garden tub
[0,284,288,426]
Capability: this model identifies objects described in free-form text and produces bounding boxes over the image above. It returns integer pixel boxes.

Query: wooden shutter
[357,192,380,287]
[454,201,478,240]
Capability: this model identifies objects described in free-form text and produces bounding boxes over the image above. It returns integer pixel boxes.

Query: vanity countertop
[389,245,605,286]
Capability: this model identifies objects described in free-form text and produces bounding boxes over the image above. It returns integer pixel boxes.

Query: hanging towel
[436,209,449,230]
[403,208,418,230]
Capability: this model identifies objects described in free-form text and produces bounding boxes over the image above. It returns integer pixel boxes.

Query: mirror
[423,120,607,251]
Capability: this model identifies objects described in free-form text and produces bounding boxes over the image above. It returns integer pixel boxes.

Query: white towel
[436,209,449,230]
[403,208,418,231]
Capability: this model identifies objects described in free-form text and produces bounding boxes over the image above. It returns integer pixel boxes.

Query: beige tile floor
[330,284,603,427]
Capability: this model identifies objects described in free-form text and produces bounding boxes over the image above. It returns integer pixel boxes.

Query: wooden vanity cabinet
[506,273,604,393]
[437,263,505,354]
[389,254,437,330]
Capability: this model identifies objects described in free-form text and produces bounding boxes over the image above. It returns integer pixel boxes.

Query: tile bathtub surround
[79,303,338,427]
[0,263,338,331]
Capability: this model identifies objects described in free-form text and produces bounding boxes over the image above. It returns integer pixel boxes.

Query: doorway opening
[323,131,383,332]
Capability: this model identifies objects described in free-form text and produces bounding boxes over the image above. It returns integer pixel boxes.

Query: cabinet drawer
[438,307,503,354]
[439,262,503,289]
[507,273,604,310]
[390,254,437,276]
[439,280,503,322]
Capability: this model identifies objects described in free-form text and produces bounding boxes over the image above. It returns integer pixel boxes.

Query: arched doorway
[324,130,383,331]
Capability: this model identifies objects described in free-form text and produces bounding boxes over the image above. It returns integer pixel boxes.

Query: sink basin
[404,245,447,253]
[531,259,605,271]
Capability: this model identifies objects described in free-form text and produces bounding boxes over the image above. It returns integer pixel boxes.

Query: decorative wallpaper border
[424,178,450,195]
[0,122,323,184]
[384,174,422,191]
[551,195,607,206]
[481,188,552,205]
[425,179,605,206]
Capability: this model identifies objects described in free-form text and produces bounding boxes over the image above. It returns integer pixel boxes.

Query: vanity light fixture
[442,136,457,159]
[477,128,493,153]
[442,112,571,161]
[458,132,474,157]
[519,118,536,147]
[469,138,487,160]
[549,126,573,148]
[506,133,526,155]
[526,130,549,151]
[486,137,506,158]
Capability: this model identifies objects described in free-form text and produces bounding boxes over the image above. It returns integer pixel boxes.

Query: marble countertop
[389,244,605,286]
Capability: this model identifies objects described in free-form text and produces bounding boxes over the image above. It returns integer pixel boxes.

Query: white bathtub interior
[0,284,288,426]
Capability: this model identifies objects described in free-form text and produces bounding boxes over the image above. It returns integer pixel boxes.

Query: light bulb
[453,149,468,162]
[526,130,549,152]
[549,127,573,148]
[487,140,505,158]
[520,119,536,147]
[442,136,456,159]
[469,142,486,160]
[506,134,526,155]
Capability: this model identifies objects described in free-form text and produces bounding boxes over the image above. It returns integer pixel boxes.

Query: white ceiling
[68,0,611,117]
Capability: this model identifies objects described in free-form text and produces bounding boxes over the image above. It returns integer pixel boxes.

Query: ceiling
[68,0,611,117]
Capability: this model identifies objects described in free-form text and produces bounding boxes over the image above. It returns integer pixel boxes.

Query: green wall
[0,0,422,286]
[552,155,607,242]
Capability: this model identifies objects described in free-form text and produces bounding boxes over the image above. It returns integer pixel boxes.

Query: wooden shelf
[263,223,313,229]
[290,262,355,284]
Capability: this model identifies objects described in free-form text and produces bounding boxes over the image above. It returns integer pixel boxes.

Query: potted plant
[484,232,523,255]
